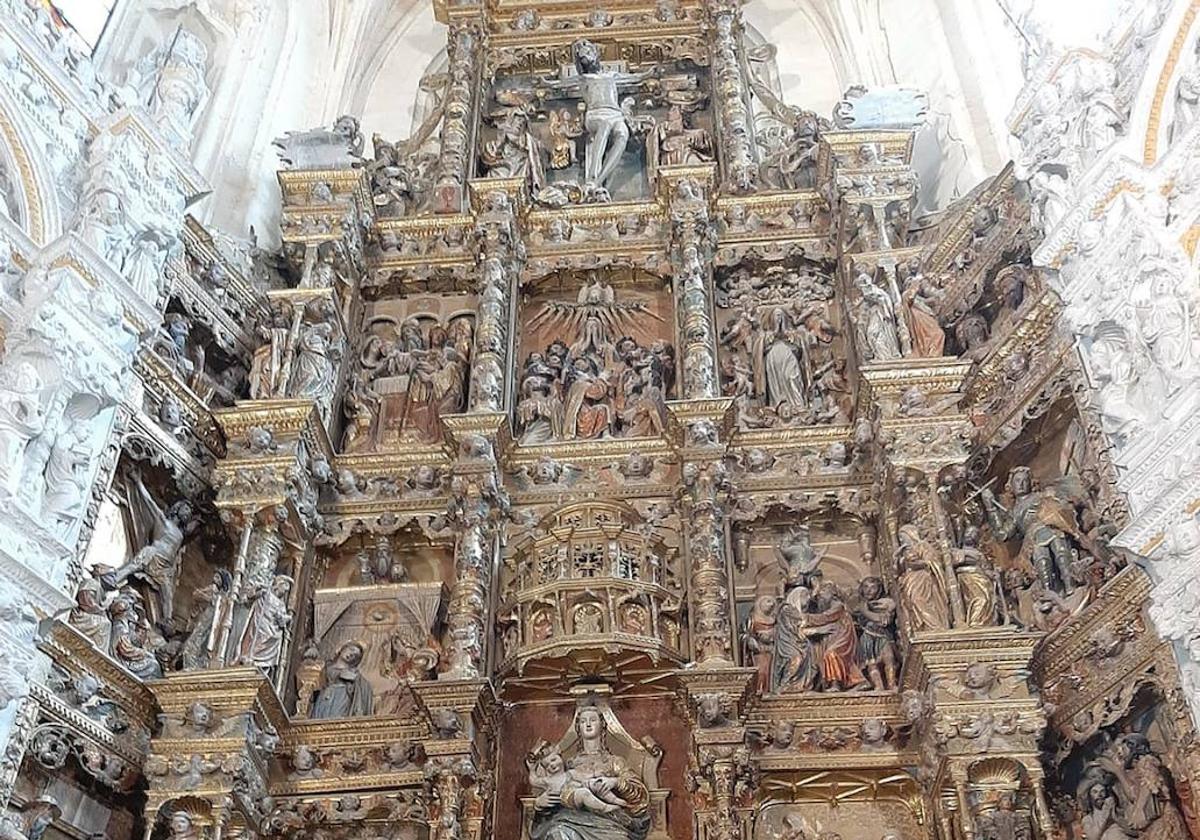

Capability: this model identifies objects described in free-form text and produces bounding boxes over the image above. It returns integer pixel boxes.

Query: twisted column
[680,454,735,666]
[468,189,522,412]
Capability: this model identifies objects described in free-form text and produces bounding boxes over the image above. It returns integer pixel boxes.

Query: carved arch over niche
[1134,0,1200,164]
[0,87,59,245]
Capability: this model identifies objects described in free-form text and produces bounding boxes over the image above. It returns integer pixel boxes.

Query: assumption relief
[717,266,849,430]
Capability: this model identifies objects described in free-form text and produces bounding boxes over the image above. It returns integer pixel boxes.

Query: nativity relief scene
[2,3,1200,840]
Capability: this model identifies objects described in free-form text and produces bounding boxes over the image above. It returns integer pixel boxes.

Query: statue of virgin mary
[527,705,652,840]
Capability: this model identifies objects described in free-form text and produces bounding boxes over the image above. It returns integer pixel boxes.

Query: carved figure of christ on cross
[543,38,660,193]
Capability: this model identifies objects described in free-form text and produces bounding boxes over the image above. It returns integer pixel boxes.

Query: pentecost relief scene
[4,1,1200,840]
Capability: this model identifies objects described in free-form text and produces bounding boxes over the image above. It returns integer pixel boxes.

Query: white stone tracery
[1012,0,1200,726]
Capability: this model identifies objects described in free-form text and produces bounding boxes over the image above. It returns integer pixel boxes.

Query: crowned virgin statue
[526,702,659,840]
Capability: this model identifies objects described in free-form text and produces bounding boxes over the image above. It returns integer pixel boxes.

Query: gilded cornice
[749,690,902,726]
[1031,566,1152,681]
[505,435,675,467]
[858,359,972,405]
[181,215,265,333]
[278,168,371,207]
[122,409,214,497]
[926,164,1021,277]
[149,667,288,729]
[755,749,921,773]
[214,399,328,451]
[729,423,851,453]
[38,620,159,727]
[135,347,225,456]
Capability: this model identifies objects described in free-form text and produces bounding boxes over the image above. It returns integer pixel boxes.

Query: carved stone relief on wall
[940,404,1125,635]
[734,515,899,695]
[1048,685,1197,840]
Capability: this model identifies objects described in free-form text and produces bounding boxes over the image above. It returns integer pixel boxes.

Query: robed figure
[311,641,374,718]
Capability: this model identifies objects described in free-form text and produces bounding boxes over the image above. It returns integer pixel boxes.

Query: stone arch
[352,4,447,141]
[0,85,61,246]
[1132,0,1200,165]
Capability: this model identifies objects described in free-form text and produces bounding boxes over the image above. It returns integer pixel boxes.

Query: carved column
[425,757,481,840]
[682,672,756,840]
[433,183,522,682]
[703,0,757,193]
[671,401,737,667]
[210,401,333,692]
[277,168,371,433]
[432,20,484,214]
[665,168,720,401]
[467,184,523,413]
[440,415,508,681]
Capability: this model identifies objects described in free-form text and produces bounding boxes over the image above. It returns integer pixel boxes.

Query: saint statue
[981,467,1090,595]
[953,526,999,627]
[69,573,112,652]
[855,271,901,361]
[775,525,825,593]
[901,275,946,358]
[1080,734,1188,840]
[528,706,652,840]
[656,105,711,167]
[853,577,898,691]
[42,424,91,524]
[0,362,47,481]
[771,586,824,691]
[744,595,778,694]
[311,641,374,719]
[250,309,292,400]
[288,322,335,402]
[181,570,233,670]
[107,595,163,680]
[804,582,866,691]
[164,810,202,840]
[756,308,810,413]
[548,108,583,169]
[235,574,293,673]
[973,792,1033,840]
[896,525,950,632]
